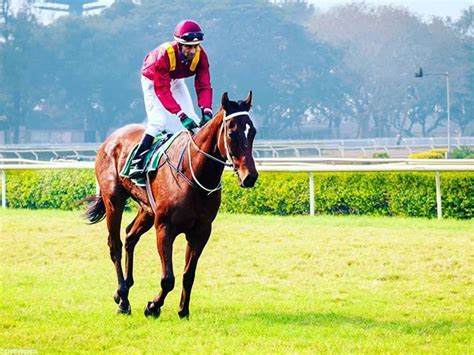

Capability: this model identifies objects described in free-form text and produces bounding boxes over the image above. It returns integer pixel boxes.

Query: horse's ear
[244,90,253,110]
[221,92,230,110]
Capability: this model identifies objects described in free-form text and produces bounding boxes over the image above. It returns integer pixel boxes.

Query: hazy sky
[11,0,473,23]
[310,0,471,20]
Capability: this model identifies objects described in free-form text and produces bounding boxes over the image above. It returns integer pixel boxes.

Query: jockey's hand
[179,113,198,132]
[199,108,213,127]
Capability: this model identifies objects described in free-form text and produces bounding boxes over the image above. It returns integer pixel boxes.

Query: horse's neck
[184,112,225,184]
[193,111,224,155]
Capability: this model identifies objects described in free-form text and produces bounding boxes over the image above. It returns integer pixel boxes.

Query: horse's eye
[229,121,236,130]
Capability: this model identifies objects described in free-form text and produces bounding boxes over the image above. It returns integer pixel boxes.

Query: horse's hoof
[117,304,131,315]
[144,302,160,318]
[113,290,121,304]
[178,309,189,319]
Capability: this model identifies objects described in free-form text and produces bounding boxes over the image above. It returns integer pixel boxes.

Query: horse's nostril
[242,173,258,188]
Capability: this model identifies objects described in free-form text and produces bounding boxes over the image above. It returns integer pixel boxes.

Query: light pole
[415,67,451,154]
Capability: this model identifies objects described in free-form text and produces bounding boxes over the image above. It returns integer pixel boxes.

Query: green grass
[1,209,473,354]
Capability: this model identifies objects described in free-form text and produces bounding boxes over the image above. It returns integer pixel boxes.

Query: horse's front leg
[144,223,176,318]
[178,223,211,319]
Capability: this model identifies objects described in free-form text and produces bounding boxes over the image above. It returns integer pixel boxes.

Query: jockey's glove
[199,108,213,127]
[178,112,198,132]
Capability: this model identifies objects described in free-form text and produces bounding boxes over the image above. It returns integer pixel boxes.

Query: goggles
[179,31,204,42]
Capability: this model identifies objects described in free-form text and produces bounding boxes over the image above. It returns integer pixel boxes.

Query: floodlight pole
[446,74,450,154]
[415,67,451,154]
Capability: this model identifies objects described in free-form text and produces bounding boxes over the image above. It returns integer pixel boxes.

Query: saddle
[119,131,182,186]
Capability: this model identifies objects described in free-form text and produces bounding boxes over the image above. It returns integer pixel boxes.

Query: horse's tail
[83,194,106,224]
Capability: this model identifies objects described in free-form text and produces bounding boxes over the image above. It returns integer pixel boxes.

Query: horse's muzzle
[241,172,258,188]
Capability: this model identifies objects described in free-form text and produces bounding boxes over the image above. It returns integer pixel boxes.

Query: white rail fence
[1,136,473,160]
[253,136,474,158]
[1,158,473,220]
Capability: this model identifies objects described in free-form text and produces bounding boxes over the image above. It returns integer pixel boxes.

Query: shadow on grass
[248,312,469,336]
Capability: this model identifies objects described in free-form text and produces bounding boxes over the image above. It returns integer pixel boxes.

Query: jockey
[129,20,213,179]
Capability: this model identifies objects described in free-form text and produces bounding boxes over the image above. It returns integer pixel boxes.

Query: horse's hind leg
[178,223,211,319]
[103,192,129,314]
[120,207,154,308]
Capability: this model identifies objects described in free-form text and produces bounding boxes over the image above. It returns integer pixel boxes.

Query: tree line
[0,0,472,143]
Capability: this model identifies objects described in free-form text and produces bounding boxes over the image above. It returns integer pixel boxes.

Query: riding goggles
[179,31,204,42]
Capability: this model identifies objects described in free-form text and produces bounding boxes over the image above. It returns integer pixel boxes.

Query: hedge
[5,170,96,210]
[221,171,473,219]
[451,146,474,159]
[2,169,473,219]
[409,147,474,159]
[409,149,447,159]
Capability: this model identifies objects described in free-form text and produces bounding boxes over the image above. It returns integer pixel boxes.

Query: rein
[184,110,251,195]
[145,110,251,211]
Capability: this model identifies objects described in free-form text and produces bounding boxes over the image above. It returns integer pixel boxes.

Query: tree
[34,0,144,139]
[1,0,471,142]
[308,3,473,138]
[0,1,43,143]
[449,6,474,135]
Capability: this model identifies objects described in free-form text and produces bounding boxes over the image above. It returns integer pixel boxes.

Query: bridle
[145,110,252,212]
[185,110,251,195]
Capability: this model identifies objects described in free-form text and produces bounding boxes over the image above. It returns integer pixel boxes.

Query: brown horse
[84,92,258,318]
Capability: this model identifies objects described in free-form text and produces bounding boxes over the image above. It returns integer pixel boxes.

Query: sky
[11,0,473,24]
[310,0,471,20]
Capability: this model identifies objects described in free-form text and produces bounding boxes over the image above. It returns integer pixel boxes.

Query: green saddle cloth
[119,131,183,186]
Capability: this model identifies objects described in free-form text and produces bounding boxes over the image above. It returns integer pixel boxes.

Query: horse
[84,92,258,318]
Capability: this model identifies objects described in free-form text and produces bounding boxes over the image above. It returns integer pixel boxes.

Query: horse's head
[218,91,258,188]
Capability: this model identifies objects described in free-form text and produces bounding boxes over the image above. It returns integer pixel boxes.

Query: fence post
[435,172,442,220]
[309,172,314,216]
[1,170,6,208]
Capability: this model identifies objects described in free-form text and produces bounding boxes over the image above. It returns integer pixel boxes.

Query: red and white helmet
[174,20,204,45]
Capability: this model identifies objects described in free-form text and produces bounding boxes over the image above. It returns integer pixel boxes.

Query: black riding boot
[128,133,154,179]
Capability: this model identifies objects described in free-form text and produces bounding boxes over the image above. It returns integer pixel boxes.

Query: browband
[223,111,250,121]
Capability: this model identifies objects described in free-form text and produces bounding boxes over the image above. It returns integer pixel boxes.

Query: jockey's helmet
[174,20,204,45]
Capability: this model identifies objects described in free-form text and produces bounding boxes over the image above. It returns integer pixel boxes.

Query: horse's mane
[194,108,225,141]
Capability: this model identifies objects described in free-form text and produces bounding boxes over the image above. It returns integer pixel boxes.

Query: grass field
[1,209,473,354]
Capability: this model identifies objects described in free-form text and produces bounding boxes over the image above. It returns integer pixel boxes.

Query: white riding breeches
[141,75,199,136]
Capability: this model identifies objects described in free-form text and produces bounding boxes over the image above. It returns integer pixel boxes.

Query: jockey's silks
[161,42,201,72]
[141,41,212,115]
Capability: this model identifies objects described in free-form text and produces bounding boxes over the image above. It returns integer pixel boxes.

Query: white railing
[1,136,473,160]
[1,158,473,220]
[0,144,99,162]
